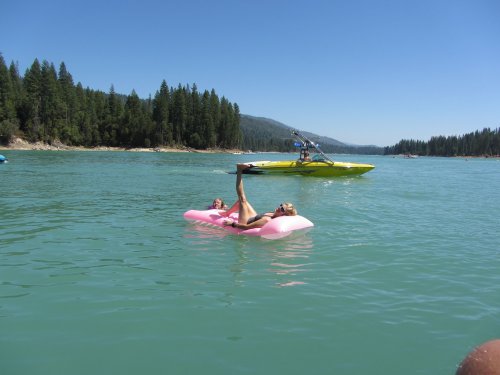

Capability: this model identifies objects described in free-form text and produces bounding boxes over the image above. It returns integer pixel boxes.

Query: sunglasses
[279,203,286,213]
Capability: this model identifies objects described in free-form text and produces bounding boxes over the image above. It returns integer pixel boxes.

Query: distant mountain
[240,114,383,155]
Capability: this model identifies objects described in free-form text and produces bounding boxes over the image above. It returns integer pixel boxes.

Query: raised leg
[235,164,257,224]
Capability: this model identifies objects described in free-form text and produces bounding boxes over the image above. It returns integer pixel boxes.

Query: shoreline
[2,138,497,159]
[0,137,242,154]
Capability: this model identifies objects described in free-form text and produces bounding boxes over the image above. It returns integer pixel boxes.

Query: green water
[1,151,499,375]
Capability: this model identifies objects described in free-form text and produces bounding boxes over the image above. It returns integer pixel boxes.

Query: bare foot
[237,163,252,171]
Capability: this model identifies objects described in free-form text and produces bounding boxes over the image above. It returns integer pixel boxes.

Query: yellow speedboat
[241,131,375,177]
[243,159,374,177]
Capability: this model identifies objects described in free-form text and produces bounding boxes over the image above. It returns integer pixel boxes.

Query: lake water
[1,150,499,375]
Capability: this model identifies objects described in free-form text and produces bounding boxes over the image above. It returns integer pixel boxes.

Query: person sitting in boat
[208,197,228,210]
[222,163,297,230]
[299,148,311,161]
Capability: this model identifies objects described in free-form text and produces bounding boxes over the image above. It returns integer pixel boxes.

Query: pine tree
[171,84,187,144]
[58,62,78,143]
[91,90,107,146]
[0,54,19,143]
[122,90,144,147]
[39,60,65,142]
[23,59,43,140]
[73,82,86,142]
[231,103,242,148]
[9,61,24,120]
[209,89,220,147]
[152,80,170,145]
[0,54,14,121]
[101,85,122,146]
[187,83,201,147]
[195,90,211,148]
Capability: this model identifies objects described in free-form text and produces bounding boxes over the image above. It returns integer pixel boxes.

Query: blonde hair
[283,202,297,216]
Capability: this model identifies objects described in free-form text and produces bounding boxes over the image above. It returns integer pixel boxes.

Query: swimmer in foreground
[222,163,297,230]
[456,339,500,375]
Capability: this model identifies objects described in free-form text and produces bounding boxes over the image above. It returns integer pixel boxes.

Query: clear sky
[1,0,499,146]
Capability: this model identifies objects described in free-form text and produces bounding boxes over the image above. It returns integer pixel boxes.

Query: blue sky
[1,0,499,146]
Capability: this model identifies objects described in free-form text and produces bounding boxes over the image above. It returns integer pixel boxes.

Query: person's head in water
[276,202,297,216]
[211,198,226,210]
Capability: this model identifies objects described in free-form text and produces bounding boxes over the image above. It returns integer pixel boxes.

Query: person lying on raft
[222,164,297,230]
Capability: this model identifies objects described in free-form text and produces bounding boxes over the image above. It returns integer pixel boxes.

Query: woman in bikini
[222,164,297,230]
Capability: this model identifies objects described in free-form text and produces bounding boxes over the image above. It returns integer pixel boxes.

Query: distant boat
[240,131,375,177]
[393,154,419,159]
[0,154,8,164]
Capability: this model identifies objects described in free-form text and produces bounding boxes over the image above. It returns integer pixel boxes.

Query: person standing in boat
[222,164,297,230]
[299,147,311,161]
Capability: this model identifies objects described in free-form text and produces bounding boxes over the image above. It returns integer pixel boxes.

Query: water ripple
[1,152,500,375]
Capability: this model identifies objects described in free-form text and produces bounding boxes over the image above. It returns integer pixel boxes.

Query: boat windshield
[312,154,326,162]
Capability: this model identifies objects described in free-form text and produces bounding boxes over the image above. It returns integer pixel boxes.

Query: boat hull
[243,160,375,177]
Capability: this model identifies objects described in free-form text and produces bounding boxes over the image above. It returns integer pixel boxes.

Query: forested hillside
[3,56,496,156]
[0,56,242,148]
[384,128,500,157]
[239,115,296,151]
[0,55,382,154]
[240,115,384,155]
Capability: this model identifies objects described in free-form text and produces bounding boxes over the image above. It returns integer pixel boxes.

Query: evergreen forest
[0,56,242,149]
[2,55,499,157]
[384,128,500,157]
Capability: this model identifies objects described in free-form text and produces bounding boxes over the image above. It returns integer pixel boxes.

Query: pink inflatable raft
[183,209,314,240]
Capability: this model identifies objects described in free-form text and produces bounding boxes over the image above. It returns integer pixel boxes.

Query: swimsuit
[247,213,266,225]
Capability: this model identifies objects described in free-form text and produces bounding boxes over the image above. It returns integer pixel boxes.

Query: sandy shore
[0,137,242,154]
